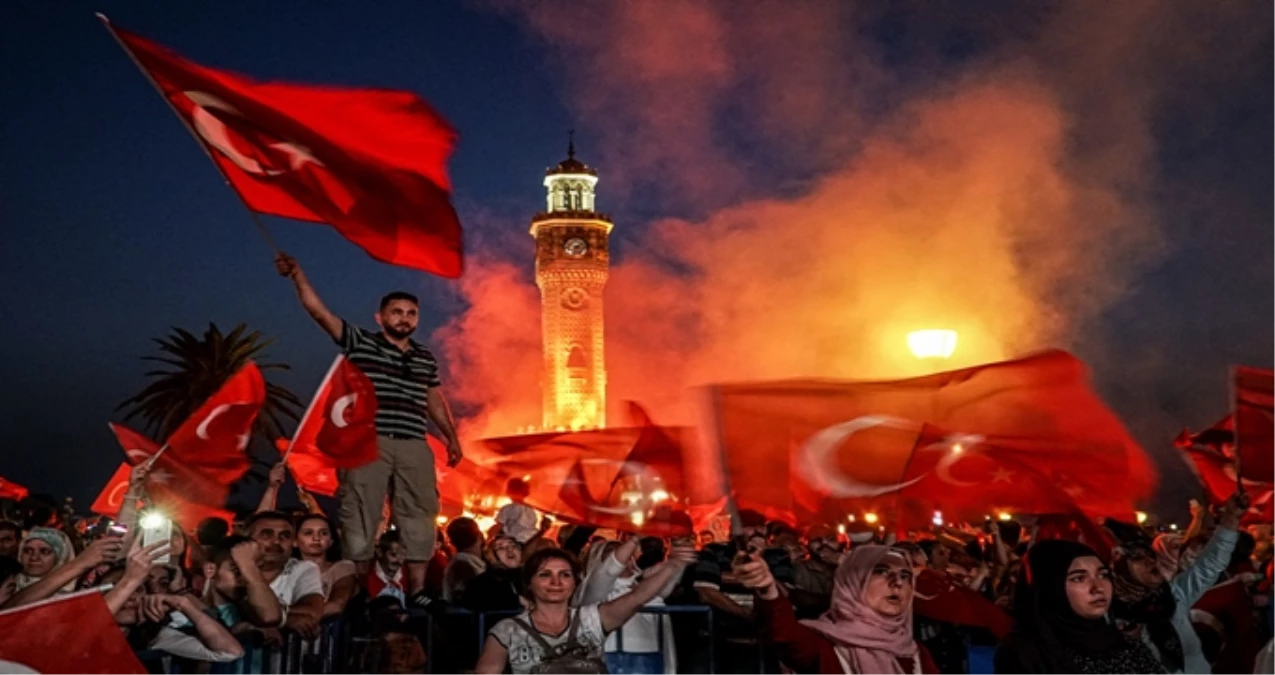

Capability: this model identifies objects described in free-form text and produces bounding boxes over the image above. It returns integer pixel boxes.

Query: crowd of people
[0,476,1271,674]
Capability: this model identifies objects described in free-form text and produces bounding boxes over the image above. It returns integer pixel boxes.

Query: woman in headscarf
[14,527,75,593]
[735,544,937,673]
[994,539,1162,673]
[1108,492,1245,674]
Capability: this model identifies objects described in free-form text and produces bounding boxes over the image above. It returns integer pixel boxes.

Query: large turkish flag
[103,18,463,277]
[164,362,265,487]
[712,350,1156,524]
[0,590,146,673]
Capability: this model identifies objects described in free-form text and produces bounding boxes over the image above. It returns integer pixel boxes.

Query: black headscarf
[1110,542,1184,672]
[996,540,1163,674]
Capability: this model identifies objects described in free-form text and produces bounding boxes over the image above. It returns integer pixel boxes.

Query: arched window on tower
[566,345,588,370]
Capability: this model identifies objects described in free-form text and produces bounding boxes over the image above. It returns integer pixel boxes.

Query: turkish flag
[109,424,235,531]
[479,428,644,519]
[609,403,692,503]
[914,569,1013,638]
[559,460,693,536]
[0,475,28,501]
[287,356,379,469]
[1181,444,1268,505]
[165,362,265,486]
[0,589,146,673]
[712,350,1157,524]
[103,18,463,277]
[1234,366,1273,483]
[89,463,135,518]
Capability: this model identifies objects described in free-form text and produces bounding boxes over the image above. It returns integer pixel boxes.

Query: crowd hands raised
[1,465,1271,675]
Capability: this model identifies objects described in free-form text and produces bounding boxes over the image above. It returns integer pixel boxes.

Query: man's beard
[383,323,416,340]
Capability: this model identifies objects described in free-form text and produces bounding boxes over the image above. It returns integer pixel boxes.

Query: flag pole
[1229,365,1245,497]
[96,13,282,256]
[282,355,343,463]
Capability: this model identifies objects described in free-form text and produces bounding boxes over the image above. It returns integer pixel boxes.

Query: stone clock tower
[532,138,610,431]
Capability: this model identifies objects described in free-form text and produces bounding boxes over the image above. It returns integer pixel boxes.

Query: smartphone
[140,513,173,565]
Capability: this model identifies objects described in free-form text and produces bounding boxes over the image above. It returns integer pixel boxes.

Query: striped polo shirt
[337,320,441,439]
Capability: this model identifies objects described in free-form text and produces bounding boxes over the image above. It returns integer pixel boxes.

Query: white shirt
[488,605,606,675]
[269,559,324,617]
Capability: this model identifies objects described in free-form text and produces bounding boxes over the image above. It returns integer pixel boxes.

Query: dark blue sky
[2,2,1270,515]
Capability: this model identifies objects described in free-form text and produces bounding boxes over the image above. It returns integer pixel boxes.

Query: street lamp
[907,329,958,360]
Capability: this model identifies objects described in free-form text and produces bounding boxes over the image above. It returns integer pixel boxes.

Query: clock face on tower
[561,287,588,310]
[563,237,588,258]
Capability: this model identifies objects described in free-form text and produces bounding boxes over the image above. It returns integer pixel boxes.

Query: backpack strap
[511,617,556,654]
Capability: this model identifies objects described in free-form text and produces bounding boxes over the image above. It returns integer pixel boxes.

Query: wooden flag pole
[96,13,282,256]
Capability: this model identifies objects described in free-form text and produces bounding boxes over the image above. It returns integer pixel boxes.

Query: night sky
[2,1,1271,518]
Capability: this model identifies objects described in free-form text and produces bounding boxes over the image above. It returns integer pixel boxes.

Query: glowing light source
[630,511,646,527]
[1135,511,1148,525]
[997,512,1013,521]
[952,443,964,454]
[140,512,167,529]
[650,489,670,503]
[1169,523,1178,531]
[522,474,532,482]
[848,514,857,523]
[436,515,449,525]
[863,512,879,525]
[837,524,846,535]
[932,511,944,526]
[907,329,958,359]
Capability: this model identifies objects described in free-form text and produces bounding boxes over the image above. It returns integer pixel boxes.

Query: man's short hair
[245,511,293,533]
[379,291,419,311]
[446,518,482,552]
[206,535,254,567]
[377,529,402,551]
[0,521,19,537]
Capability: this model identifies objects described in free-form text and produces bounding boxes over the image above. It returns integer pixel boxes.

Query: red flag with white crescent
[108,423,234,530]
[89,463,134,518]
[713,350,1157,524]
[165,362,265,486]
[0,589,146,673]
[287,355,379,469]
[101,18,463,277]
[1234,366,1274,483]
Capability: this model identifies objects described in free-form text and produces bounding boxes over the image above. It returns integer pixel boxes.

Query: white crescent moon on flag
[107,481,129,509]
[183,91,323,176]
[124,448,151,464]
[797,415,928,498]
[0,659,37,674]
[918,433,985,487]
[196,404,230,440]
[331,394,357,428]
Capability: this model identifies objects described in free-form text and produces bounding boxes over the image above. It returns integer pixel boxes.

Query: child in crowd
[493,478,539,544]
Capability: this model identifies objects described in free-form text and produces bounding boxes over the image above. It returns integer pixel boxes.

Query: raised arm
[598,544,694,632]
[1,535,124,609]
[256,463,286,513]
[276,253,341,340]
[104,540,171,616]
[1171,491,1246,607]
[577,538,639,605]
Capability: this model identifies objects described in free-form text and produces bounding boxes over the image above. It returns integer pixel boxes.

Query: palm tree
[118,323,303,444]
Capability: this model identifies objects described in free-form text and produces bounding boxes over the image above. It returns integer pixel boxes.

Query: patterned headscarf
[14,527,76,593]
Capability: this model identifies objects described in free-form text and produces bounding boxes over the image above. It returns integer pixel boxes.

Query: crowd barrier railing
[137,604,719,674]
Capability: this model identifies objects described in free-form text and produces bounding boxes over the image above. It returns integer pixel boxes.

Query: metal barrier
[138,605,720,673]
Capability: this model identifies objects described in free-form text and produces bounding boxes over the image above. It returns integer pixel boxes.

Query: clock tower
[532,136,611,431]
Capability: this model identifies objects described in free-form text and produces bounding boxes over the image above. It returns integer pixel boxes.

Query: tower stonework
[532,139,610,430]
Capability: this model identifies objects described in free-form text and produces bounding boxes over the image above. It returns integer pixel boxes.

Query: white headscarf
[14,527,76,593]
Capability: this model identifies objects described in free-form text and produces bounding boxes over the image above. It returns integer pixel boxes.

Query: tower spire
[567,129,575,160]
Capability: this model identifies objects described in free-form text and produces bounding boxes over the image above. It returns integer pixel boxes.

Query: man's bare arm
[276,253,341,340]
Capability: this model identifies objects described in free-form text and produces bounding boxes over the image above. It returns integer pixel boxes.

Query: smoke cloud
[438,0,1270,499]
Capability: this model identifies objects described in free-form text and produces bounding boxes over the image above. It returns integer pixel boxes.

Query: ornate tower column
[532,137,611,431]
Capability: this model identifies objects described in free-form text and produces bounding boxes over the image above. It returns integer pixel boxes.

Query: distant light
[907,329,958,359]
[952,443,964,454]
[140,512,167,529]
[932,511,944,527]
[837,524,846,535]
[997,512,1013,522]
[522,474,532,482]
[496,497,512,508]
[630,511,646,527]
[1135,511,1148,525]
[848,514,857,523]
[650,489,670,503]
[436,515,448,525]
[864,512,879,525]
[1169,523,1178,531]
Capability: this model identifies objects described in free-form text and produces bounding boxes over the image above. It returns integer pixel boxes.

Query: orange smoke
[439,2,1259,447]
